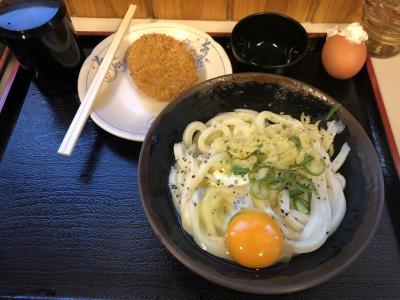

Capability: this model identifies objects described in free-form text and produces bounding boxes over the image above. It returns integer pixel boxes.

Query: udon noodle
[169,109,349,266]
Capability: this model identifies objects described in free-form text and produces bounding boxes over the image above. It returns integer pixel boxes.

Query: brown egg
[322,35,367,80]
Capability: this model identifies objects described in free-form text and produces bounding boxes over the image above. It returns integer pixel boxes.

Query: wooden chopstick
[58,4,137,156]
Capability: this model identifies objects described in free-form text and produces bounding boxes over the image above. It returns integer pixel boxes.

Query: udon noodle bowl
[169,109,350,269]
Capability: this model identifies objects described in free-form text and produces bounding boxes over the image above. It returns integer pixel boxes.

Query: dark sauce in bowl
[231,13,309,72]
[237,32,302,66]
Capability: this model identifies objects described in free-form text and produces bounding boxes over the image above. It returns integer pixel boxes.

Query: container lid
[0,0,65,39]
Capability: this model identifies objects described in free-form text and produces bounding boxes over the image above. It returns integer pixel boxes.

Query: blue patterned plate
[77,22,233,141]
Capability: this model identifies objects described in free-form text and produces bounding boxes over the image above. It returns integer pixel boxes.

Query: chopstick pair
[58,4,137,156]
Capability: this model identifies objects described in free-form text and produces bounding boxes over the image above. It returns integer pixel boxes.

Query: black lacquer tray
[0,35,399,299]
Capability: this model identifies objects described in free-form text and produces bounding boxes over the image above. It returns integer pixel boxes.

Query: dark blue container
[0,0,85,95]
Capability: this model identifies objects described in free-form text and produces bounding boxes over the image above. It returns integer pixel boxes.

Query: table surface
[0,36,400,299]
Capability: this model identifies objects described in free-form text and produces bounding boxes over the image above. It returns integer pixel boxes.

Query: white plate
[78,22,233,141]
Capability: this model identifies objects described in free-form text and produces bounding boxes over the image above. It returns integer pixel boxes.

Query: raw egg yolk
[225,211,284,269]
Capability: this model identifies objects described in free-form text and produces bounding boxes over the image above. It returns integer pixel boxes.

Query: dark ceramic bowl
[231,12,309,73]
[139,73,384,294]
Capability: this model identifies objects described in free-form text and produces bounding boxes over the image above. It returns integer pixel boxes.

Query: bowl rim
[231,12,310,70]
[139,72,384,294]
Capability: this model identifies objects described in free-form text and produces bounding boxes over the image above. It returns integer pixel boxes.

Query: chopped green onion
[294,199,310,214]
[288,136,301,149]
[325,103,342,121]
[294,182,313,193]
[289,154,314,168]
[303,158,326,176]
[289,188,303,198]
[294,172,313,184]
[302,154,314,166]
[253,149,266,163]
[282,171,296,187]
[232,166,250,175]
[249,165,271,180]
[250,180,269,199]
[247,156,323,215]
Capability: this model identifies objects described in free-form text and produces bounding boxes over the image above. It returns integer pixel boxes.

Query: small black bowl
[139,73,384,294]
[231,12,309,73]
